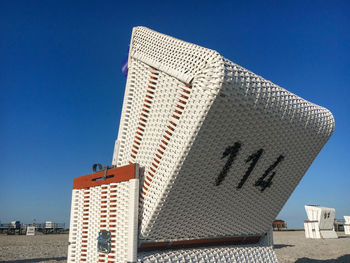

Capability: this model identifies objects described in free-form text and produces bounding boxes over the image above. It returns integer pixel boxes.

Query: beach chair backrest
[114,27,335,243]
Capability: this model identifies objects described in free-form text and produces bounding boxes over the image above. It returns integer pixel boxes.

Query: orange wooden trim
[73,164,136,189]
[139,236,261,252]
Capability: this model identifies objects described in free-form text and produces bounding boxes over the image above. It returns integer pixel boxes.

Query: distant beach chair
[67,27,334,263]
[26,226,35,236]
[304,205,338,239]
[344,216,350,235]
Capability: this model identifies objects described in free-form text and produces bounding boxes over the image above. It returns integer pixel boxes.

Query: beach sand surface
[274,231,350,263]
[0,231,349,262]
[0,233,67,263]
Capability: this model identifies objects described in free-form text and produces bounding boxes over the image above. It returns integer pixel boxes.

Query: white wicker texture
[68,189,84,262]
[113,27,334,243]
[137,244,278,263]
[67,180,138,263]
[304,221,320,239]
[344,216,350,235]
[259,228,273,247]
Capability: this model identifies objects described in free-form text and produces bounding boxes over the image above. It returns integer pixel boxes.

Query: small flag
[121,56,128,77]
[121,47,129,78]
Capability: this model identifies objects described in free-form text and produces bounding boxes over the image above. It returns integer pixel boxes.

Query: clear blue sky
[1,0,349,229]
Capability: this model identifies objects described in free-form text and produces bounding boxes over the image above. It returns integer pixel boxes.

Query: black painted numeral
[254,155,284,192]
[237,149,263,189]
[215,142,285,192]
[215,142,241,186]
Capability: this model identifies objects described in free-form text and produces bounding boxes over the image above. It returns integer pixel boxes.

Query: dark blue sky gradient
[1,0,349,228]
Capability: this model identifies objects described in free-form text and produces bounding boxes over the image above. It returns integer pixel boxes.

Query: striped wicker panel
[67,165,139,263]
[113,27,334,243]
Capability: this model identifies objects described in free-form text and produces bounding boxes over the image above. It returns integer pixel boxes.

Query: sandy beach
[0,233,67,263]
[0,231,349,262]
[274,231,350,263]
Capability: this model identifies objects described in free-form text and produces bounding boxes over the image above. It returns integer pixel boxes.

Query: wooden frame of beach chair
[304,205,338,239]
[67,27,334,262]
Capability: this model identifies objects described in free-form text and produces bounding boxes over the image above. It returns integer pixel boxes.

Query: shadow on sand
[295,255,350,263]
[337,235,350,239]
[1,257,66,263]
[274,244,295,249]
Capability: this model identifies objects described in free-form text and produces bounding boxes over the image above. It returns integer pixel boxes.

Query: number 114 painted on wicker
[215,142,284,192]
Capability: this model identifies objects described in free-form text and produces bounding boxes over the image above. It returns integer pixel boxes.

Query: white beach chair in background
[344,216,350,235]
[304,205,338,239]
[68,27,334,263]
[26,226,35,236]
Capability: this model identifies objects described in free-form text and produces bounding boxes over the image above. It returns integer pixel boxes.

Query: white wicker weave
[67,177,139,262]
[113,27,334,244]
[137,244,278,263]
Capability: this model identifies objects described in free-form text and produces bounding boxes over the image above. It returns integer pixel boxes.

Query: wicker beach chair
[68,27,334,262]
[304,205,338,239]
